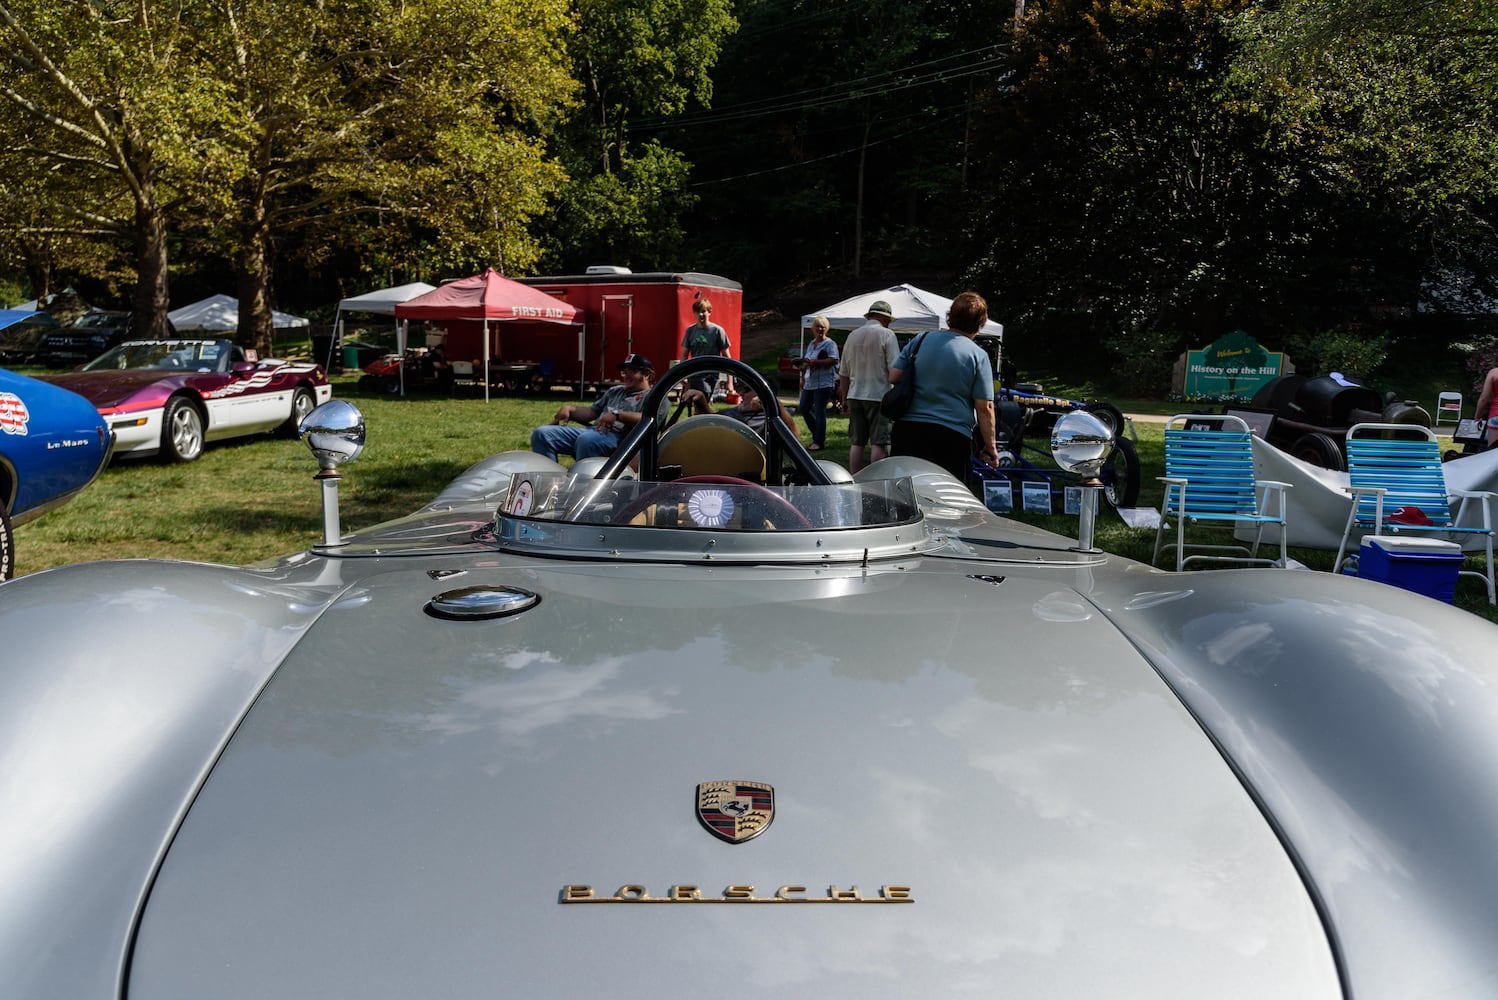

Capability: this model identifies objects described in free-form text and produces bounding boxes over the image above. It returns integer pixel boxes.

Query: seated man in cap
[530,354,654,462]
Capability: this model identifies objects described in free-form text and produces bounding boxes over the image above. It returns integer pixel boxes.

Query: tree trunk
[22,254,52,303]
[237,222,275,358]
[132,189,172,340]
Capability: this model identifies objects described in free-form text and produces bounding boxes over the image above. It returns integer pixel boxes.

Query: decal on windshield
[686,488,734,527]
[506,478,535,516]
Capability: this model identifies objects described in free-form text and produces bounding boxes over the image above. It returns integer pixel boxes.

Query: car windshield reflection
[82,340,230,372]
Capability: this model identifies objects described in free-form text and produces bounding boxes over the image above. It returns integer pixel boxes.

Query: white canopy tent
[169,294,309,333]
[801,284,1005,344]
[337,282,438,316]
[331,282,439,396]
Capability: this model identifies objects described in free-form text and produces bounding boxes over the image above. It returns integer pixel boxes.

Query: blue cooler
[1358,535,1463,603]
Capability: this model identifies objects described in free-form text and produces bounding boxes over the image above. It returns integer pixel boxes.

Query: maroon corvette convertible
[44,339,332,462]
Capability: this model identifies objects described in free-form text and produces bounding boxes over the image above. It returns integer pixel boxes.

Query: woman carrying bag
[886,291,1000,485]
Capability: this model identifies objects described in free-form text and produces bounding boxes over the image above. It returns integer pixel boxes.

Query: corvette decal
[202,364,319,399]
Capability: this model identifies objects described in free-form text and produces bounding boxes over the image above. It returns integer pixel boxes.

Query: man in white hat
[835,299,899,472]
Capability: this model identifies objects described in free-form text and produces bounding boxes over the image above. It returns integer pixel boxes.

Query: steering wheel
[592,356,831,488]
[610,475,813,530]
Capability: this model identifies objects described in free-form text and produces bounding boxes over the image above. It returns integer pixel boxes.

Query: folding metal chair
[1154,414,1292,571]
[1436,391,1463,425]
[1334,423,1496,603]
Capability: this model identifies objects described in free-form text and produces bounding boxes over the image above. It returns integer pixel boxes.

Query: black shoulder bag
[880,333,927,420]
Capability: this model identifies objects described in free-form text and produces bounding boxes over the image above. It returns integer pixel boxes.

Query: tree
[959,0,1416,392]
[0,153,125,301]
[0,1,209,335]
[1234,0,1498,298]
[537,0,736,271]
[174,0,578,352]
[0,0,579,354]
[569,0,737,176]
[669,0,1006,288]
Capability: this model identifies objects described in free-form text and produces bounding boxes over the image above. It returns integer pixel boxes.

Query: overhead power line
[688,106,969,187]
[631,43,1010,133]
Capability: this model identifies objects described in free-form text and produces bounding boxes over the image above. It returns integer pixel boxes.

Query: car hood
[41,368,184,407]
[126,558,1338,998]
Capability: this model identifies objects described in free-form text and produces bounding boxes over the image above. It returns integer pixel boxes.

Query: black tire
[1288,431,1344,472]
[160,396,205,463]
[1101,436,1141,508]
[0,507,13,581]
[1084,401,1127,438]
[278,386,316,437]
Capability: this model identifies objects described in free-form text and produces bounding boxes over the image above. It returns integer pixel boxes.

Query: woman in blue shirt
[887,291,1000,484]
[798,315,840,451]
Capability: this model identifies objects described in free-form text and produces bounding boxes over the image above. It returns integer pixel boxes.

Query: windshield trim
[494,512,935,564]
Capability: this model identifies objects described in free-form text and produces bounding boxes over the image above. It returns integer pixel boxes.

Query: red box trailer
[505,270,742,391]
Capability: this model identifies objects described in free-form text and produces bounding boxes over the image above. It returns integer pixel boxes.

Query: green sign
[1183,330,1284,400]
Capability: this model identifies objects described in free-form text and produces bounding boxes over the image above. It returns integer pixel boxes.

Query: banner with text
[1183,330,1285,401]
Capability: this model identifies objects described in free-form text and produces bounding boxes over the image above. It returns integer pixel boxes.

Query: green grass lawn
[14,372,1497,622]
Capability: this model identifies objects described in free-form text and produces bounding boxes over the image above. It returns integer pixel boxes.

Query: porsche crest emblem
[696,780,774,844]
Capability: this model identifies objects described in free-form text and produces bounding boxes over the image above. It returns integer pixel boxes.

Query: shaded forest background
[1,0,1495,397]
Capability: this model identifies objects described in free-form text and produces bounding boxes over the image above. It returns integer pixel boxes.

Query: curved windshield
[499,472,920,532]
[82,340,230,372]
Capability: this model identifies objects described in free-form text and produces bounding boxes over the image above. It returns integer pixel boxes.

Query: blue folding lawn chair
[1153,414,1291,571]
[1334,423,1496,604]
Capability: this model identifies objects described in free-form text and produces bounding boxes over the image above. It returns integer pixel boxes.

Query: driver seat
[657,414,767,482]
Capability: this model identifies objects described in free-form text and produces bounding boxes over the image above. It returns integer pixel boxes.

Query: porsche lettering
[560,884,913,903]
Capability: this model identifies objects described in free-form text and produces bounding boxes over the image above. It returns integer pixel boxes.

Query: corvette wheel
[279,386,316,437]
[161,397,204,463]
[0,508,13,581]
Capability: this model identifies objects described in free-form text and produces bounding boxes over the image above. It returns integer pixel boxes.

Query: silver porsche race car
[3,357,1496,1000]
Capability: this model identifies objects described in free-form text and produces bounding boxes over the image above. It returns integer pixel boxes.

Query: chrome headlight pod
[301,399,366,473]
[1050,410,1114,478]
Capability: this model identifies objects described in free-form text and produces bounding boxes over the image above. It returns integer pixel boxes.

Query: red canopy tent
[395,269,582,400]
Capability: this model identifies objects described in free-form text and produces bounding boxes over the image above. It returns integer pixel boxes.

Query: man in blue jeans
[530,354,653,461]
